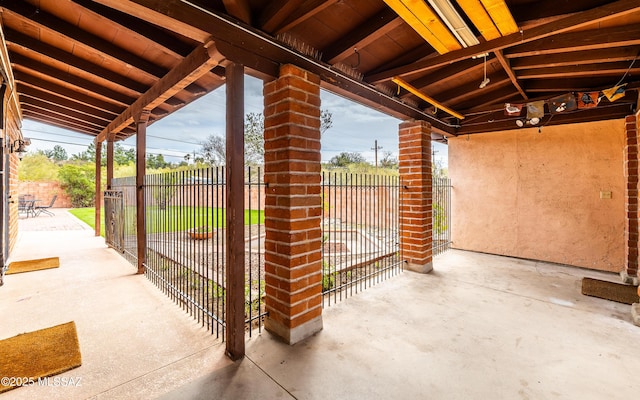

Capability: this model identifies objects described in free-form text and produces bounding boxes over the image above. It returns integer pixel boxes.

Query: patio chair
[35,195,57,217]
[18,195,37,218]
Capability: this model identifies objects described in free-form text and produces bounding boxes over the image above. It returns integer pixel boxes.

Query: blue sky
[21,75,448,166]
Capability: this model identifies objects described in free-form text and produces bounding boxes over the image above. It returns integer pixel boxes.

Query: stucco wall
[449,119,625,272]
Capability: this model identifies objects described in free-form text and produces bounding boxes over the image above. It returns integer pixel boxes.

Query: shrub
[18,153,59,181]
[58,163,95,207]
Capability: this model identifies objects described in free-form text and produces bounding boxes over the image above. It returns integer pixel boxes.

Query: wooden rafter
[1,2,168,79]
[518,63,640,79]
[17,85,117,120]
[15,72,125,115]
[222,0,252,24]
[10,54,135,106]
[70,0,193,57]
[272,0,338,34]
[506,24,640,58]
[367,0,640,83]
[510,47,640,70]
[495,50,528,100]
[95,40,226,142]
[5,29,149,94]
[323,8,402,64]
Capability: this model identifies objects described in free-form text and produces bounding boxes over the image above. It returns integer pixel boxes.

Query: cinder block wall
[449,119,625,272]
[17,181,72,208]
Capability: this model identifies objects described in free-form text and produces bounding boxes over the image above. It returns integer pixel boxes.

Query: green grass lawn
[69,206,264,237]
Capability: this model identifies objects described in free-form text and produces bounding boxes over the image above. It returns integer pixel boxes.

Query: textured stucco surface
[449,119,625,272]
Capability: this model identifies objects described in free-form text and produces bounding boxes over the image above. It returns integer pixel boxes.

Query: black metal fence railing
[321,173,403,306]
[108,168,451,334]
[433,177,452,256]
[109,167,266,339]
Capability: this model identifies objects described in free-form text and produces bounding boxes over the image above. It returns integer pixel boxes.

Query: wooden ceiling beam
[324,8,403,65]
[510,47,640,70]
[366,0,640,83]
[509,0,611,24]
[495,50,528,100]
[22,112,101,136]
[272,0,338,34]
[259,0,304,32]
[436,73,513,107]
[400,59,483,100]
[518,62,640,79]
[18,86,114,122]
[21,95,110,128]
[70,0,194,57]
[22,105,104,134]
[9,52,135,107]
[0,2,168,79]
[522,78,621,93]
[4,28,150,94]
[101,0,454,133]
[14,72,125,115]
[96,40,225,142]
[222,0,252,25]
[505,24,640,58]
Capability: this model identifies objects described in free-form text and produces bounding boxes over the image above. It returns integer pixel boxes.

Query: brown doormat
[6,257,60,275]
[0,321,82,393]
[581,277,640,305]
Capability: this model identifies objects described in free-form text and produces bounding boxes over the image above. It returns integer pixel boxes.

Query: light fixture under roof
[427,0,480,48]
[479,53,490,88]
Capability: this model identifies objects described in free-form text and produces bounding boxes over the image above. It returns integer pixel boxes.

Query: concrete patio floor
[1,209,639,399]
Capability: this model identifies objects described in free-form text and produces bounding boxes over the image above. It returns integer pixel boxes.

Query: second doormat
[6,257,60,275]
[581,277,639,305]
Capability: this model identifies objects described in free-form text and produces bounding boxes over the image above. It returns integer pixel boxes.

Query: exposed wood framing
[367,0,640,83]
[95,40,225,143]
[495,50,528,100]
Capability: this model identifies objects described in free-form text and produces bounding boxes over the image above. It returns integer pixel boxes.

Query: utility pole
[372,140,382,173]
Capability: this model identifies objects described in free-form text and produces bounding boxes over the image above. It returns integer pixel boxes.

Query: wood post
[94,141,102,237]
[135,111,150,275]
[225,62,245,360]
[106,139,114,190]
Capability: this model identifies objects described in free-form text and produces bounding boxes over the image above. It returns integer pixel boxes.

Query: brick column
[624,114,640,285]
[399,120,433,273]
[263,64,323,344]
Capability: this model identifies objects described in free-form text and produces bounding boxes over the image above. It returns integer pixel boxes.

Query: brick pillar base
[399,120,433,273]
[263,64,323,344]
[623,114,639,285]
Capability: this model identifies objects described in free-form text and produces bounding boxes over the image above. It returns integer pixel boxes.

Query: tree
[379,151,398,169]
[329,152,367,167]
[199,109,333,166]
[147,153,170,169]
[244,112,264,165]
[320,109,333,135]
[114,144,136,165]
[200,135,226,166]
[41,145,68,161]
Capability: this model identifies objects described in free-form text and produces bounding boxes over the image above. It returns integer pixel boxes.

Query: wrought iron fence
[108,167,451,334]
[321,172,403,306]
[109,167,266,339]
[433,177,452,256]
